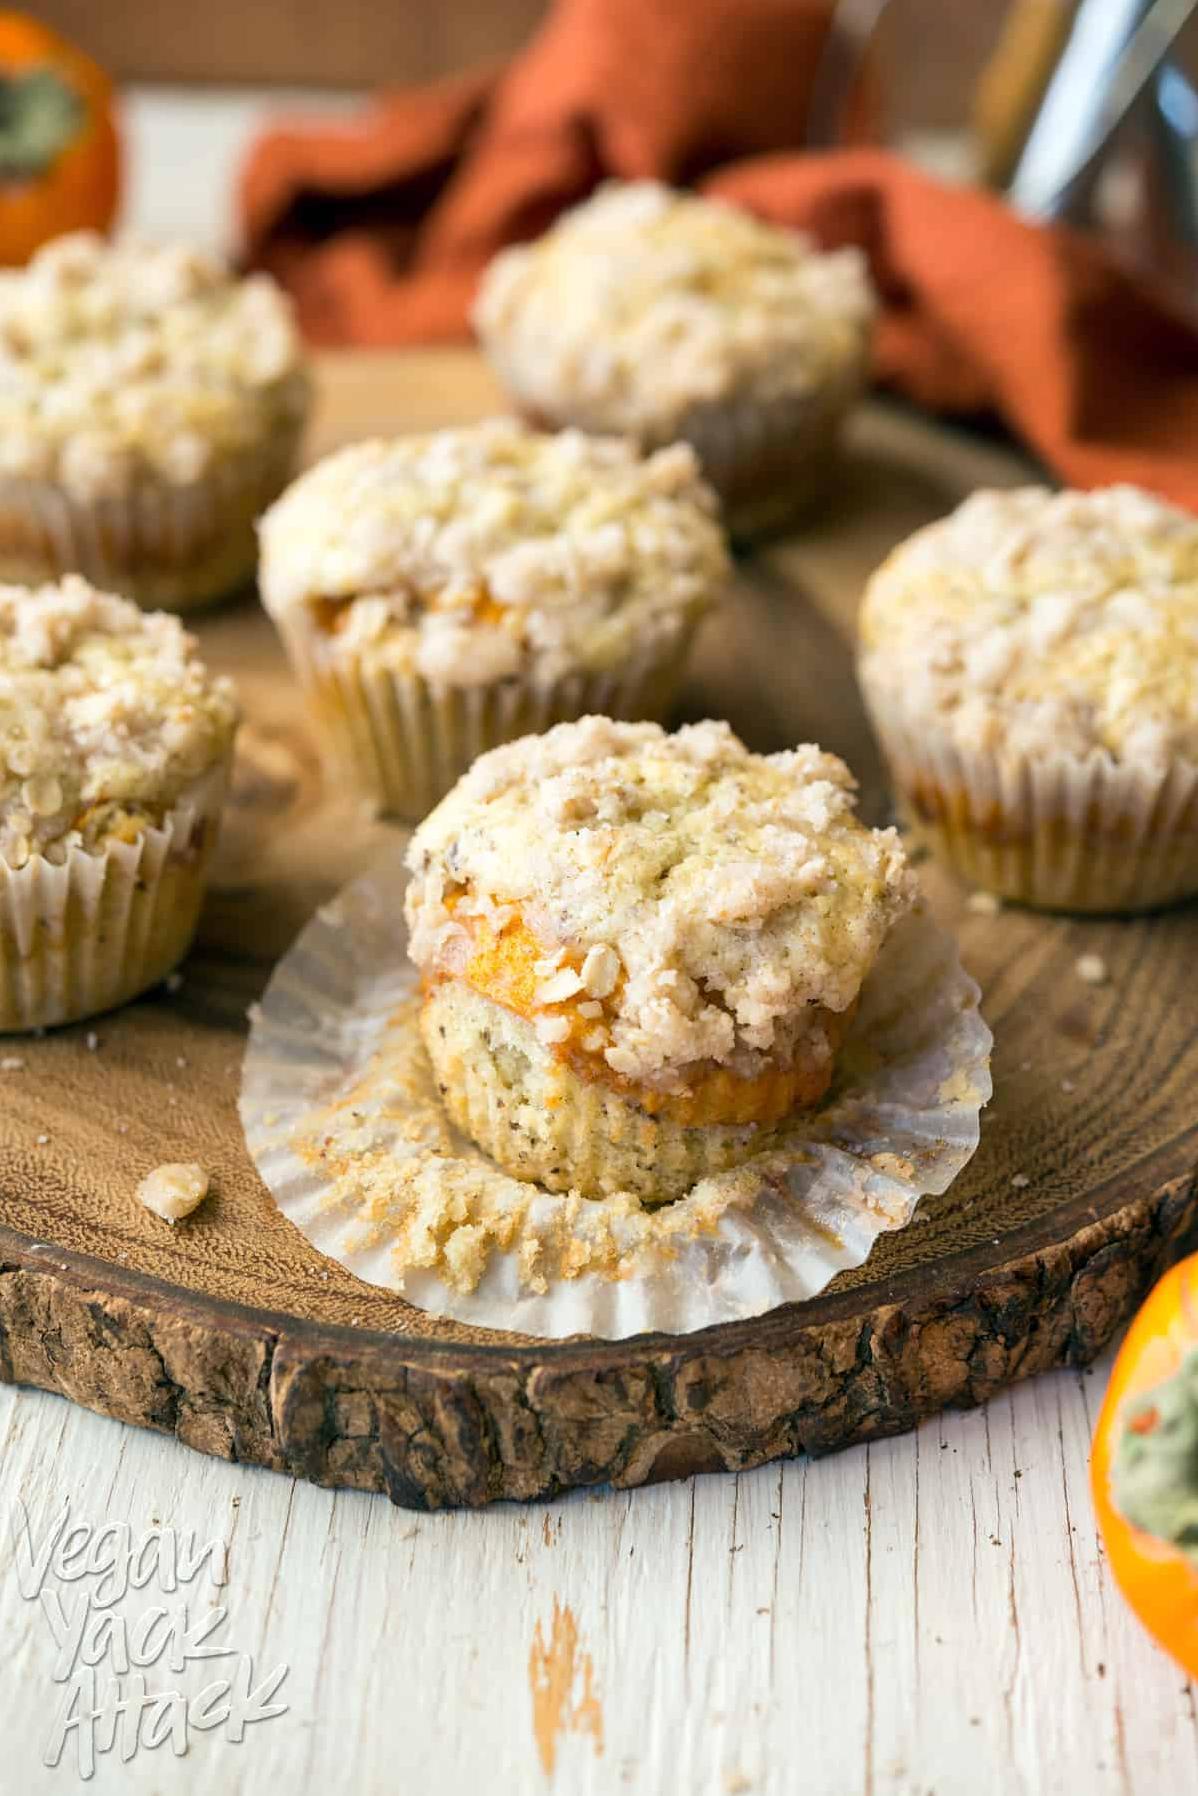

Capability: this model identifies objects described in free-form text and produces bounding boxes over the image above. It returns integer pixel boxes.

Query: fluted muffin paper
[273,616,696,822]
[241,846,992,1341]
[664,368,866,537]
[860,679,1198,913]
[0,424,302,614]
[0,759,231,1032]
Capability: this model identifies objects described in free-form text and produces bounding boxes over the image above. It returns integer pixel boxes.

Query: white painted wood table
[2,1357,1195,1795]
[1,86,1195,1796]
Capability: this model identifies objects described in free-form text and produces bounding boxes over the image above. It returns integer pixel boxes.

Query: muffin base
[0,419,305,614]
[659,371,866,539]
[422,981,804,1204]
[275,614,699,822]
[515,367,865,540]
[0,759,232,1031]
[862,683,1198,913]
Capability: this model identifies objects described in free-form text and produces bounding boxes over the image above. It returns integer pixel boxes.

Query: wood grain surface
[4,1358,1197,1796]
[1,350,1195,1510]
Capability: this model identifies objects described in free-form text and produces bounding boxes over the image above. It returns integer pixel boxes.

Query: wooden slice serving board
[1,351,1196,1511]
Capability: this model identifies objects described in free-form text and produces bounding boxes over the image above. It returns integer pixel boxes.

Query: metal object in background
[814,0,1198,311]
[1149,55,1198,258]
[803,0,893,148]
[1013,0,1198,228]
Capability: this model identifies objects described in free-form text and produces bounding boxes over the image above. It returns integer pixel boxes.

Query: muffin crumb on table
[137,1162,210,1223]
[967,890,1002,916]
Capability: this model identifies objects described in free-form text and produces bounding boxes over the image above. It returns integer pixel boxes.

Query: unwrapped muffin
[473,181,875,536]
[258,422,729,820]
[0,232,310,612]
[859,484,1198,912]
[0,575,238,1029]
[404,716,913,1201]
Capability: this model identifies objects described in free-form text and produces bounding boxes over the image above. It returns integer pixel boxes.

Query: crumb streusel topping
[860,485,1198,765]
[405,717,913,1089]
[473,181,875,436]
[137,1162,210,1223]
[258,421,729,686]
[0,232,307,499]
[0,576,238,867]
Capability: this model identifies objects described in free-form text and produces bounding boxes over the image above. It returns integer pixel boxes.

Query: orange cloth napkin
[240,0,1198,507]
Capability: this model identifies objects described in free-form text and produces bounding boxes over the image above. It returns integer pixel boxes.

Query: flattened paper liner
[242,847,992,1341]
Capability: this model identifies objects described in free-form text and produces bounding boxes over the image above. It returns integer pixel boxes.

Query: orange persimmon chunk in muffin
[442,898,855,1129]
[405,717,913,1201]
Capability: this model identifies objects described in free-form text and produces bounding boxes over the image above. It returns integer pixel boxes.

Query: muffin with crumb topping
[859,484,1198,912]
[0,231,309,612]
[258,421,729,821]
[0,575,238,1029]
[403,716,913,1201]
[473,181,875,536]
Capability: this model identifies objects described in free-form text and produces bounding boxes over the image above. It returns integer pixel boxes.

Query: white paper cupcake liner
[484,327,868,540]
[663,366,867,538]
[0,418,305,614]
[241,846,992,1342]
[862,681,1198,913]
[0,759,231,1031]
[274,618,695,822]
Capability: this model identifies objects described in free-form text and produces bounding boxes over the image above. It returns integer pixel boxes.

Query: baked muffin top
[258,422,729,686]
[859,485,1198,765]
[0,576,238,867]
[405,716,912,1088]
[473,181,874,436]
[0,232,307,499]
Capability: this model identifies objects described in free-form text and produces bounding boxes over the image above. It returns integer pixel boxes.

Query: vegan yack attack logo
[11,1497,289,1778]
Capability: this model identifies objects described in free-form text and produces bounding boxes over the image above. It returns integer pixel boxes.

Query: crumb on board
[1061,1078,1075,1093]
[137,1162,209,1223]
[966,890,1002,916]
[1010,1172,1031,1189]
[35,1133,48,1146]
[1,1055,25,1071]
[1075,953,1109,986]
[85,1032,99,1051]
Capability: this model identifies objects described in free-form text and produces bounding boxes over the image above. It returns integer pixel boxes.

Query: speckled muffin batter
[405,716,913,1199]
[473,181,875,533]
[859,484,1198,911]
[259,422,729,819]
